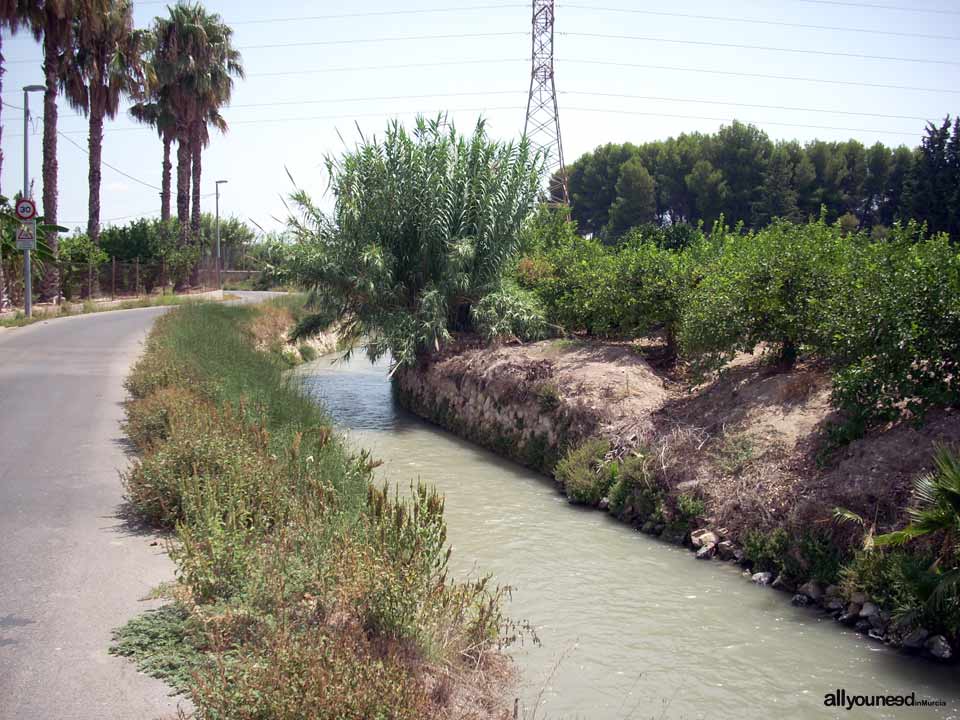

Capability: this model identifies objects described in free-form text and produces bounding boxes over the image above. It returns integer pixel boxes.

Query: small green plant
[607,454,663,524]
[110,604,205,693]
[799,531,844,585]
[714,432,756,476]
[675,493,705,525]
[742,528,792,575]
[554,438,612,506]
[534,381,561,412]
[298,342,318,363]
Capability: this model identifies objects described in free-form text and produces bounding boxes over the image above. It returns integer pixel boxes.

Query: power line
[228,4,527,25]
[246,58,525,79]
[559,58,960,95]
[790,0,960,15]
[5,31,528,65]
[236,31,526,53]
[562,91,934,122]
[562,106,921,138]
[230,89,524,109]
[563,31,960,66]
[561,3,960,41]
[57,131,161,190]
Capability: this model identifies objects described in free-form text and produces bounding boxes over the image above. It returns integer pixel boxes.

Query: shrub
[123,386,205,452]
[820,223,960,429]
[471,283,550,343]
[607,454,662,523]
[681,218,847,368]
[555,438,612,506]
[742,528,792,575]
[674,493,705,526]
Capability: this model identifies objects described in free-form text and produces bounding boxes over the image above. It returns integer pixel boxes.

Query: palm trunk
[0,31,9,311]
[87,91,104,245]
[161,135,172,222]
[40,24,60,303]
[176,133,190,246]
[190,126,202,243]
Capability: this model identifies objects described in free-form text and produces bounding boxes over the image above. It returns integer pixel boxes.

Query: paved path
[0,307,182,719]
[0,294,276,719]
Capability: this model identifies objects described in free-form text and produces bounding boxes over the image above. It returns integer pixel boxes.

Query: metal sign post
[14,199,37,318]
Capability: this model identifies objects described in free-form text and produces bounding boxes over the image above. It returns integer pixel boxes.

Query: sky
[1,0,958,235]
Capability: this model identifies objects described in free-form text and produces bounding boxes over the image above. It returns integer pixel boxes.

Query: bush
[742,528,792,575]
[471,283,550,343]
[607,454,662,523]
[820,223,960,429]
[681,218,847,368]
[123,386,203,452]
[555,438,612,506]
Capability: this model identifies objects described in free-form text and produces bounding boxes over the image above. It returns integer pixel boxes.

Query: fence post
[111,257,116,300]
[162,257,167,295]
[135,257,140,296]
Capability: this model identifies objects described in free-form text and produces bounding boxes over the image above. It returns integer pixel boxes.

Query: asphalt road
[0,293,277,719]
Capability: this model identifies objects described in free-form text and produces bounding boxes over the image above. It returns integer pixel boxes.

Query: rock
[855,619,872,634]
[867,629,886,642]
[661,526,685,545]
[838,612,859,626]
[858,602,879,619]
[752,572,774,586]
[825,598,846,612]
[791,594,811,607]
[598,497,610,511]
[868,613,888,632]
[825,584,841,598]
[690,529,719,549]
[846,602,863,617]
[925,635,953,661]
[733,548,749,566]
[695,543,717,560]
[640,520,656,534]
[901,628,930,650]
[798,581,825,602]
[716,541,737,561]
[850,591,868,605]
[771,573,795,593]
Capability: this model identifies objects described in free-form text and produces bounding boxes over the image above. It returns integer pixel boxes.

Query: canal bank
[390,338,960,664]
[302,351,960,719]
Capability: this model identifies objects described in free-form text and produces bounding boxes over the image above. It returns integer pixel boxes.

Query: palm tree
[30,0,108,301]
[0,1,42,308]
[66,0,147,246]
[876,445,960,613]
[152,2,242,248]
[129,86,176,222]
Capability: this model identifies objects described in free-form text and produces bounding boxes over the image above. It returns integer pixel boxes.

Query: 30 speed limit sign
[14,198,36,221]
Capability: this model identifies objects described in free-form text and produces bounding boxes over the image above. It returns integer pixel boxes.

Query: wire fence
[0,258,222,311]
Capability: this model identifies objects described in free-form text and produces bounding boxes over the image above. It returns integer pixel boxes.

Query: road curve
[0,293,278,719]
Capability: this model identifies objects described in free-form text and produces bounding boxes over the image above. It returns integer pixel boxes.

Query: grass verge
[0,291,234,329]
[112,302,513,718]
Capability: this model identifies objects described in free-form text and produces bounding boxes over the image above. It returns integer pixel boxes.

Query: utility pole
[215,180,228,288]
[523,0,568,203]
[22,85,44,317]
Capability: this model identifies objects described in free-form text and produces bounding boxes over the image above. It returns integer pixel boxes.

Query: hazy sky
[1,0,958,234]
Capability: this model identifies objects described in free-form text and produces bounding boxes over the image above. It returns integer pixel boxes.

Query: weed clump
[555,438,612,506]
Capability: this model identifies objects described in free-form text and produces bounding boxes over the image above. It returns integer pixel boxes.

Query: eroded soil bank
[393,338,960,663]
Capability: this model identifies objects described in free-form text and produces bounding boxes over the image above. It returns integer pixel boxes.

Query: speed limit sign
[14,198,36,221]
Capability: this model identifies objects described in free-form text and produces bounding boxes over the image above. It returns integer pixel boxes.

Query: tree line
[558,118,960,241]
[0,0,243,308]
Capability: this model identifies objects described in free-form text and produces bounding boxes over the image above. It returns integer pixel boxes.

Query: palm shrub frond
[872,445,960,623]
[283,115,545,370]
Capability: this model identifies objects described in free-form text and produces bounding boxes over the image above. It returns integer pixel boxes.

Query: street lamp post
[215,179,228,288]
[22,84,44,318]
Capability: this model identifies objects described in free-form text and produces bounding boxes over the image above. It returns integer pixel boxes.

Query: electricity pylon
[523,0,568,204]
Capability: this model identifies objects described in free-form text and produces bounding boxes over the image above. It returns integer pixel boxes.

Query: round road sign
[15,198,36,221]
